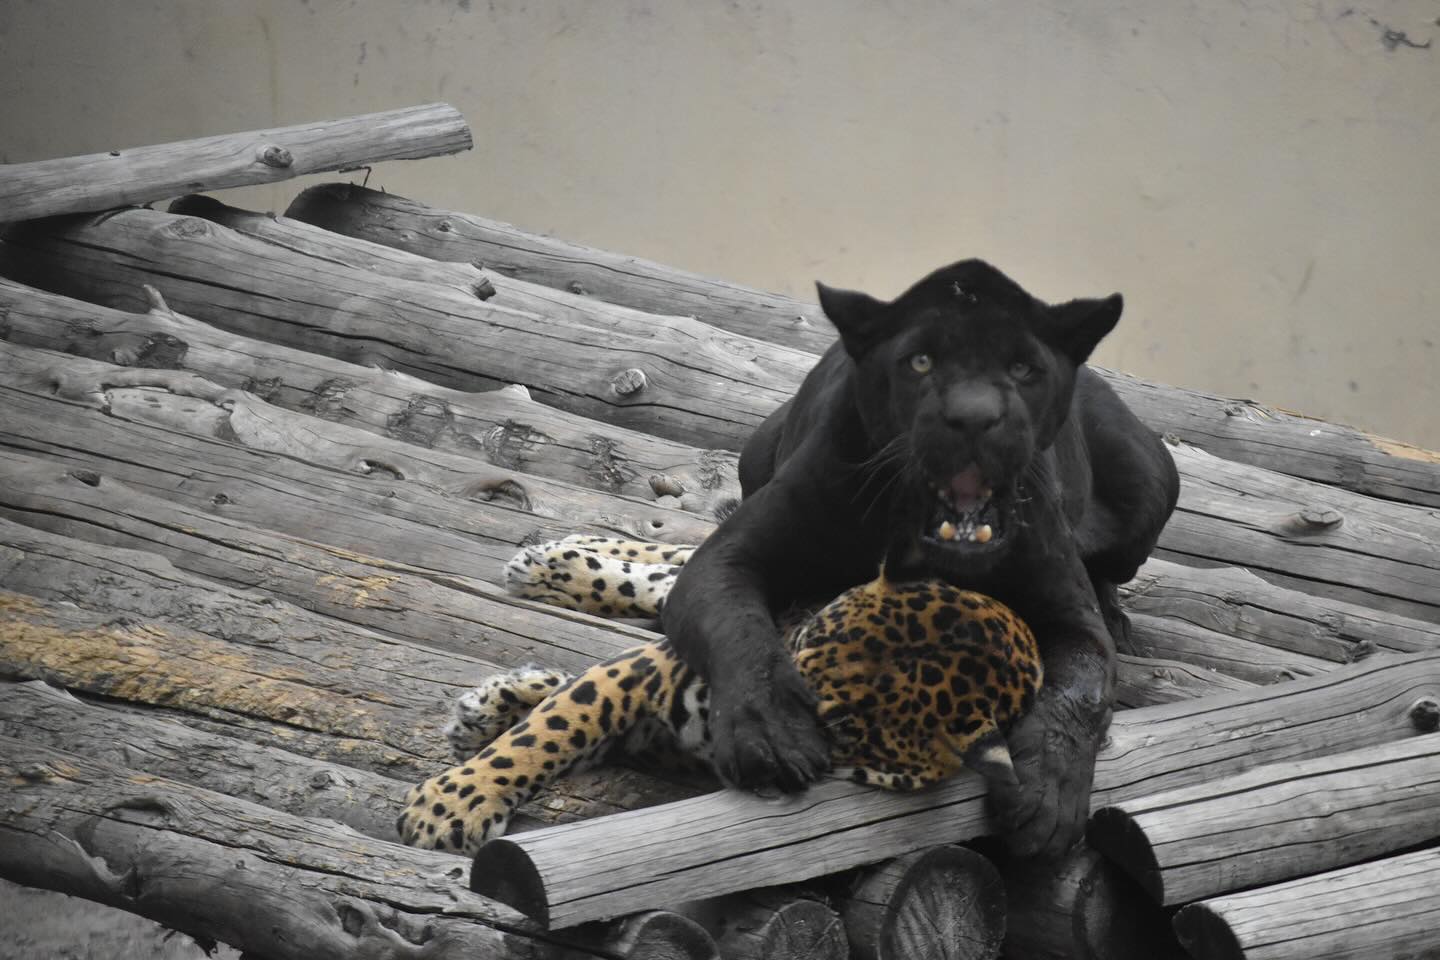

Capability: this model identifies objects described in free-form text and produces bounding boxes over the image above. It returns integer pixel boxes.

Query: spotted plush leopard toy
[397,535,1042,856]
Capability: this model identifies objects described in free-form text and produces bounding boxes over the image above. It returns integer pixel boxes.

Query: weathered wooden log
[0,450,643,674]
[679,888,847,960]
[600,911,720,960]
[1124,557,1440,663]
[0,104,472,222]
[8,216,1439,619]
[1172,847,1440,960]
[1092,651,1440,808]
[1114,653,1255,707]
[284,182,1440,509]
[0,373,708,581]
[0,522,695,825]
[285,181,839,354]
[170,193,501,298]
[836,845,1005,960]
[1104,368,1440,509]
[0,208,813,452]
[173,193,754,357]
[466,651,1440,927]
[0,277,741,511]
[0,679,408,841]
[0,338,712,544]
[0,736,599,960]
[1125,613,1334,684]
[1155,442,1440,622]
[996,845,1179,960]
[1089,734,1440,906]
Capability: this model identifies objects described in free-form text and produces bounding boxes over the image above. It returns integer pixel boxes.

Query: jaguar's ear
[817,281,889,359]
[1039,293,1123,365]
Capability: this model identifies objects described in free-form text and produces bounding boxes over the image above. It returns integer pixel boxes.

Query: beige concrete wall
[2,0,1436,446]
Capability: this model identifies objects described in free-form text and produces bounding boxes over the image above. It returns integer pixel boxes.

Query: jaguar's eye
[910,354,933,374]
[1009,360,1036,382]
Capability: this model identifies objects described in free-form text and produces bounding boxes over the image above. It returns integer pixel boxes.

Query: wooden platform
[2,106,1438,960]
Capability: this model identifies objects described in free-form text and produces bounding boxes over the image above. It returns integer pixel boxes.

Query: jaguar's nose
[941,384,1003,437]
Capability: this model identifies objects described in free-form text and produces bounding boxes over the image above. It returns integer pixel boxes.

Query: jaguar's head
[817,259,1123,574]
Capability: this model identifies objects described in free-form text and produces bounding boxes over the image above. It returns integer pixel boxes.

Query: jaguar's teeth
[938,521,957,541]
[975,524,993,544]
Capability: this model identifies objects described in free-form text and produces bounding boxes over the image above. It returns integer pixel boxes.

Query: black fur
[662,259,1179,858]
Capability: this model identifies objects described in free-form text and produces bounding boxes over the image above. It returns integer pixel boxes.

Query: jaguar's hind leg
[444,666,570,759]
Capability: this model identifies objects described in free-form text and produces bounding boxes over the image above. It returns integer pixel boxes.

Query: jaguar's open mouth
[920,463,1005,550]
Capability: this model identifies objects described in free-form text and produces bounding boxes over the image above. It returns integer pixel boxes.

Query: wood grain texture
[7,212,1439,618]
[0,339,713,545]
[0,104,471,221]
[1160,442,1440,622]
[1123,557,1440,664]
[0,521,696,826]
[285,181,840,355]
[0,679,409,841]
[0,208,813,452]
[0,450,643,675]
[1089,734,1440,905]
[285,182,1440,508]
[1172,847,1440,960]
[837,845,1005,960]
[0,736,596,960]
[0,278,740,513]
[467,652,1440,928]
[678,889,847,960]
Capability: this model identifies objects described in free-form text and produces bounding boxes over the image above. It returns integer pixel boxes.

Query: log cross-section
[0,104,472,221]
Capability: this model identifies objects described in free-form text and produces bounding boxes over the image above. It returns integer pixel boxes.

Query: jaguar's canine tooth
[938,521,957,541]
[975,524,993,544]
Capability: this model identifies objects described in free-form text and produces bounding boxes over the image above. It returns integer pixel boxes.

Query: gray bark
[0,208,811,452]
[1172,848,1440,960]
[0,104,471,222]
[0,737,599,960]
[1089,736,1440,905]
[283,182,1440,509]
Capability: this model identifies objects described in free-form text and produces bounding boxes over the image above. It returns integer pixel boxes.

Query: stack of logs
[1,105,1438,960]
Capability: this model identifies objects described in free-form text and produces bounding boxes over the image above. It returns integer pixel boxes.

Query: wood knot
[649,474,685,498]
[473,278,497,300]
[68,469,101,487]
[1410,696,1440,732]
[610,368,647,397]
[436,220,453,233]
[1274,506,1343,537]
[567,280,589,295]
[165,218,211,239]
[257,145,294,169]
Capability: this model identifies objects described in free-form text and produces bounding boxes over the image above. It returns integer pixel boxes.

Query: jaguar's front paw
[710,658,831,793]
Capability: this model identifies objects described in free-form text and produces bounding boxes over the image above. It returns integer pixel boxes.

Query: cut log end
[471,838,549,926]
[1171,903,1246,960]
[603,910,720,960]
[996,844,1180,960]
[1085,806,1164,904]
[840,845,1005,960]
[680,892,847,960]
